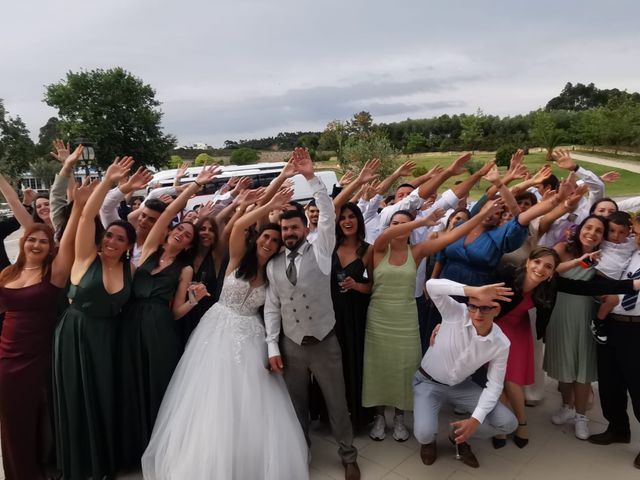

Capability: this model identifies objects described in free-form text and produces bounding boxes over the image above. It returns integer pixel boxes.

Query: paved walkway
[572,153,640,174]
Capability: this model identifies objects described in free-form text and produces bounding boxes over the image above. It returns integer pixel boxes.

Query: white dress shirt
[422,279,510,423]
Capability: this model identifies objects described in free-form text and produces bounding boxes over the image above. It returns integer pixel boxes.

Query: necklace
[23,266,40,271]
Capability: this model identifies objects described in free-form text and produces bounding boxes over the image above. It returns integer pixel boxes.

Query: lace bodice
[218,271,266,316]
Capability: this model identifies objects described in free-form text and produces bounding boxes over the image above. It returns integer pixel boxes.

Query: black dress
[177,254,219,347]
[54,256,132,479]
[331,242,372,431]
[117,250,184,470]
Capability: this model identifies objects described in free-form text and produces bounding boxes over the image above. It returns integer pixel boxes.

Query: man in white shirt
[414,278,517,469]
[588,226,640,470]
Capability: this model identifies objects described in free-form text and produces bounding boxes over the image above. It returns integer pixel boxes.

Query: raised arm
[227,188,293,272]
[552,149,604,205]
[483,165,520,216]
[373,208,445,255]
[374,160,416,193]
[72,157,134,280]
[256,156,298,206]
[333,158,380,214]
[0,174,34,228]
[140,165,221,264]
[51,180,97,288]
[414,200,503,259]
[49,141,84,232]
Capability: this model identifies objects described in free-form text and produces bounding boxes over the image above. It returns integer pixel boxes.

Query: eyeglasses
[467,304,497,313]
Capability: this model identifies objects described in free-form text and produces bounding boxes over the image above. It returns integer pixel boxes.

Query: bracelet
[194,180,203,187]
[572,164,580,172]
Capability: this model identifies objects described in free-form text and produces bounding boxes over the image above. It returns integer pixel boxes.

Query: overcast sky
[2,0,639,147]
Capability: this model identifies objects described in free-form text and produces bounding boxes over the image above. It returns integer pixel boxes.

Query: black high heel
[514,422,529,448]
[492,436,506,449]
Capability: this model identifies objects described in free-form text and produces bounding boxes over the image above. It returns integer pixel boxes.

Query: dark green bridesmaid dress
[53,256,132,479]
[117,249,184,470]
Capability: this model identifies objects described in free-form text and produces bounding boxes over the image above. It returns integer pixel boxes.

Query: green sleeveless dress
[117,250,184,470]
[362,245,420,411]
[53,256,132,479]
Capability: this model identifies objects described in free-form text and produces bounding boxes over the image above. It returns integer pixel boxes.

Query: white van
[146,163,338,209]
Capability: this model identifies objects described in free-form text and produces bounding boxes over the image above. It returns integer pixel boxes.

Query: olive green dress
[362,246,420,411]
[53,256,132,479]
[117,250,184,470]
[543,265,598,383]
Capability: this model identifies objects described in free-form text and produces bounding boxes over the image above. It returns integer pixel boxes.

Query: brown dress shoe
[588,429,631,445]
[420,442,437,465]
[344,461,361,480]
[457,442,480,468]
[634,451,640,470]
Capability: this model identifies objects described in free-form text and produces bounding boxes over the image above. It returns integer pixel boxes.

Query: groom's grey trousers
[280,332,358,464]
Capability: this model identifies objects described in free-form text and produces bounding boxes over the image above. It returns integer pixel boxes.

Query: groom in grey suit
[265,149,360,480]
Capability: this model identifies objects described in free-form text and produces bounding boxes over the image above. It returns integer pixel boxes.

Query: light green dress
[543,266,598,384]
[362,246,420,411]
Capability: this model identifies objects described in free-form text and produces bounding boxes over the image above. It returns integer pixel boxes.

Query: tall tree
[459,109,484,153]
[35,117,60,158]
[319,120,347,166]
[347,111,374,138]
[530,110,564,159]
[342,132,398,179]
[599,95,640,153]
[0,99,35,182]
[44,67,176,170]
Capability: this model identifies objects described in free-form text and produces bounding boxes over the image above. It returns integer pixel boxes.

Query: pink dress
[496,293,535,385]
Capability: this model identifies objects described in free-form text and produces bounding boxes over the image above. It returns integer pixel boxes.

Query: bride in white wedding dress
[142,187,308,480]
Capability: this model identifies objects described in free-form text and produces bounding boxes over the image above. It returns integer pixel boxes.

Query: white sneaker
[551,404,576,425]
[370,414,386,441]
[392,414,410,442]
[574,414,590,440]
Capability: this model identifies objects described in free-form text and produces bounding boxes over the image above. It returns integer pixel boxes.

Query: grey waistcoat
[268,242,335,345]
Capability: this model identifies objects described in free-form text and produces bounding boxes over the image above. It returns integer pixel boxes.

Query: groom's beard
[283,235,304,251]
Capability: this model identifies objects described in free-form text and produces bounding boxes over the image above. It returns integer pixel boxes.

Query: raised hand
[269,187,294,209]
[195,165,222,185]
[362,180,380,201]
[60,144,85,170]
[505,163,528,183]
[197,201,215,219]
[232,176,252,195]
[477,159,497,177]
[482,165,502,186]
[510,149,525,169]
[104,157,134,184]
[550,149,577,171]
[175,162,190,179]
[159,194,174,205]
[467,282,513,304]
[74,178,99,207]
[479,197,505,218]
[125,166,154,191]
[22,188,37,206]
[446,152,472,176]
[557,174,577,201]
[50,139,71,163]
[601,171,621,183]
[564,184,589,210]
[531,165,553,184]
[240,187,267,206]
[291,147,314,179]
[339,170,356,186]
[395,160,417,177]
[281,157,299,179]
[357,158,381,184]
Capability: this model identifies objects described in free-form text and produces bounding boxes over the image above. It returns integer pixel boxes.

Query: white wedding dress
[142,271,309,480]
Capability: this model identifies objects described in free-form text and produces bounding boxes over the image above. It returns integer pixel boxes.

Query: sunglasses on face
[467,304,497,313]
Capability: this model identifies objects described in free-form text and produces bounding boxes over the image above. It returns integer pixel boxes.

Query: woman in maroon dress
[0,182,87,479]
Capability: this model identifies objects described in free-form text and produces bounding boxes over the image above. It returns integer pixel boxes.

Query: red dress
[0,278,62,480]
[495,292,535,386]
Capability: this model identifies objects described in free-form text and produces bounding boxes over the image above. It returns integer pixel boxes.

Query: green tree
[169,155,184,168]
[599,95,640,153]
[319,120,347,166]
[530,111,564,159]
[194,153,215,166]
[0,100,35,182]
[44,67,176,170]
[34,117,60,158]
[495,144,517,167]
[342,132,399,179]
[404,132,428,153]
[347,111,374,138]
[230,147,259,165]
[459,109,484,153]
[574,109,605,151]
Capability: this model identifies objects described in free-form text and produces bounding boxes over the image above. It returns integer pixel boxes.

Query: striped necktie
[621,267,640,311]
